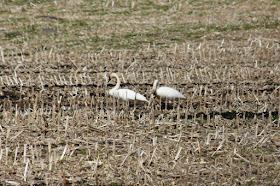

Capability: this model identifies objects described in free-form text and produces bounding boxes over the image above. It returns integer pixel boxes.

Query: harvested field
[0,0,280,185]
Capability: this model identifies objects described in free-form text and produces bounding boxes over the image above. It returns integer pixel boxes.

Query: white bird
[151,80,185,100]
[107,73,149,103]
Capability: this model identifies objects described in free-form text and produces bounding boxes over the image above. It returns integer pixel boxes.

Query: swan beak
[104,73,110,83]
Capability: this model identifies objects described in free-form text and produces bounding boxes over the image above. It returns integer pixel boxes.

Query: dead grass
[0,0,280,185]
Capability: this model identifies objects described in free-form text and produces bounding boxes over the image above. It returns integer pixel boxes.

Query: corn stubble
[0,38,280,185]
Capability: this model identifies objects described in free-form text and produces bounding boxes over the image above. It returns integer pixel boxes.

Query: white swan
[107,73,149,102]
[151,80,185,100]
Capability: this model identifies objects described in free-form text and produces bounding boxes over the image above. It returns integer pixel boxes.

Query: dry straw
[0,0,280,184]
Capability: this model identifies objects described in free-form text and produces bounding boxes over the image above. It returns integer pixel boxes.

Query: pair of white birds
[107,73,185,103]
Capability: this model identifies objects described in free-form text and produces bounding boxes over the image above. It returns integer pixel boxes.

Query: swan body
[108,73,149,102]
[152,80,185,100]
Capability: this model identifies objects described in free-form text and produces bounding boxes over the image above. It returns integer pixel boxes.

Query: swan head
[109,73,118,78]
[107,73,119,82]
[107,72,121,92]
[151,80,159,95]
[104,72,117,83]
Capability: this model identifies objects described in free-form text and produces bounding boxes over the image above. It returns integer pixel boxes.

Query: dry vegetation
[0,0,280,185]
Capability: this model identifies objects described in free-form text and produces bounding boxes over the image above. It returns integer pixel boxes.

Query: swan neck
[152,80,158,93]
[111,73,120,91]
